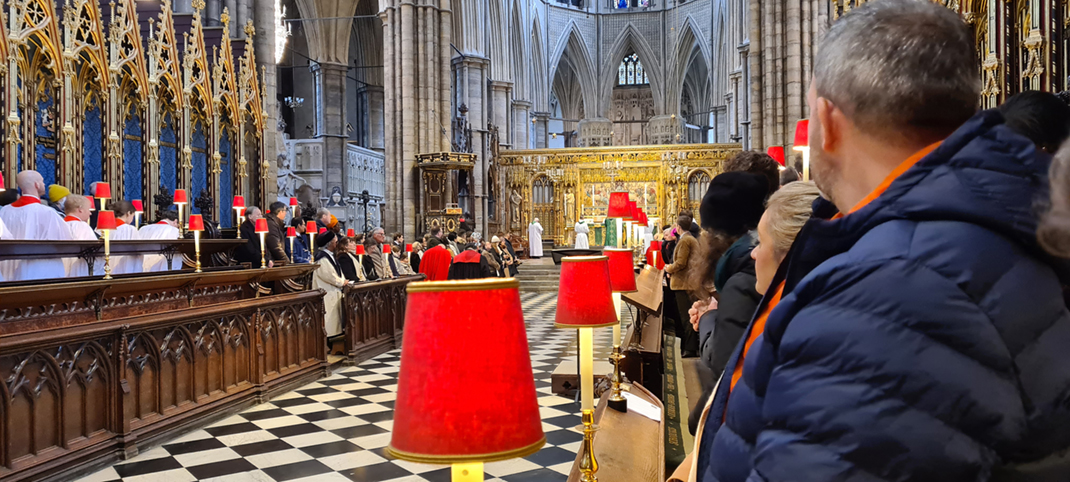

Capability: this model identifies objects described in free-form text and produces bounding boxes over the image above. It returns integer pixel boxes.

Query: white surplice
[110,223,142,275]
[0,197,72,281]
[65,218,98,277]
[528,221,544,257]
[574,221,590,249]
[139,222,182,272]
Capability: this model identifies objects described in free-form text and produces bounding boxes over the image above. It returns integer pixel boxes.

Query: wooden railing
[0,267,326,482]
[342,275,424,362]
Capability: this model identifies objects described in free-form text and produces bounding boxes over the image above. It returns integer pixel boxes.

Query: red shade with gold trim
[388,278,545,464]
[347,228,356,237]
[793,119,809,151]
[604,248,637,293]
[0,172,6,191]
[607,191,630,218]
[354,244,366,256]
[318,227,327,234]
[406,243,413,253]
[188,214,205,231]
[96,210,117,230]
[173,189,188,204]
[555,256,618,328]
[627,201,638,221]
[306,220,317,233]
[255,218,268,233]
[131,200,144,212]
[767,146,786,166]
[287,227,297,238]
[233,195,245,209]
[289,197,299,206]
[86,196,95,211]
[94,182,111,200]
[383,244,392,254]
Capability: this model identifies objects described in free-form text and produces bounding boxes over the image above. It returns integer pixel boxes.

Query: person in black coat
[234,206,266,267]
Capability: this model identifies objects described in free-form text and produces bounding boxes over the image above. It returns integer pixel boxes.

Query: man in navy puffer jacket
[695,1,1070,481]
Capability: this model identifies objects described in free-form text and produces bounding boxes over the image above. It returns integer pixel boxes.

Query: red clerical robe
[418,245,452,281]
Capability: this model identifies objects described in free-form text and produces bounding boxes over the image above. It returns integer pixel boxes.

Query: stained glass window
[123,106,143,202]
[35,90,57,188]
[618,54,649,85]
[219,128,233,227]
[83,102,104,194]
[160,113,177,194]
[191,121,207,214]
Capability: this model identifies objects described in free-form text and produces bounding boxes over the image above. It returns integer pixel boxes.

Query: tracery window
[618,54,648,85]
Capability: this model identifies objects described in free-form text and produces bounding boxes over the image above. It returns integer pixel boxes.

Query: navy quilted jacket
[696,110,1070,482]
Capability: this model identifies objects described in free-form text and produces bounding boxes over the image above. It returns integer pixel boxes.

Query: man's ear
[816,97,837,154]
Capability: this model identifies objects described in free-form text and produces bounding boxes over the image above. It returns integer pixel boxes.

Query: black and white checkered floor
[79,292,633,482]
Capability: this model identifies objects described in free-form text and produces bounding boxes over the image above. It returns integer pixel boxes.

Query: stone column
[358,85,385,152]
[578,118,613,147]
[646,115,684,145]
[455,56,489,234]
[488,80,513,147]
[512,100,532,149]
[253,0,277,203]
[532,111,549,148]
[311,62,350,198]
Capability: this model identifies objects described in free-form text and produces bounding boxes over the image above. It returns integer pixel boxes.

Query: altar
[496,144,740,245]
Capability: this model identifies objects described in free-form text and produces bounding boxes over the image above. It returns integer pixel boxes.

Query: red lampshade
[793,119,809,151]
[555,256,618,328]
[318,227,327,234]
[233,195,245,209]
[289,197,299,206]
[459,218,465,223]
[383,244,392,254]
[607,191,630,218]
[306,220,317,233]
[86,195,95,211]
[355,244,366,256]
[604,248,637,293]
[96,210,117,230]
[406,243,413,253]
[94,182,111,199]
[255,218,268,233]
[188,214,205,231]
[287,226,297,238]
[347,228,356,237]
[767,146,786,166]
[131,200,143,212]
[389,278,544,464]
[0,171,5,191]
[173,189,188,204]
[628,201,639,221]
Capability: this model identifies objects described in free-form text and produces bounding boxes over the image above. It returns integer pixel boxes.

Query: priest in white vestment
[528,218,544,258]
[0,171,72,281]
[63,195,98,277]
[139,210,182,272]
[108,201,142,275]
[574,220,589,249]
[312,231,350,337]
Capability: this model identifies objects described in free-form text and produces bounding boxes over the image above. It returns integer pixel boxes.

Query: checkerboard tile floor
[79,291,630,482]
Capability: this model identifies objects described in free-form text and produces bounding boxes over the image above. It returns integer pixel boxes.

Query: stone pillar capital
[577,118,613,147]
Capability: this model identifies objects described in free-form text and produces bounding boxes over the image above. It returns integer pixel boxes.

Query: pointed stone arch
[548,21,597,116]
[508,0,528,100]
[530,14,549,109]
[487,0,509,79]
[668,16,713,120]
[599,24,664,117]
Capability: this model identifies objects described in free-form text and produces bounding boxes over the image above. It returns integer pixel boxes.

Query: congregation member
[447,243,494,280]
[364,227,399,279]
[721,150,781,196]
[0,170,71,281]
[478,238,501,276]
[265,202,290,266]
[418,237,451,281]
[312,230,350,339]
[998,90,1070,154]
[498,235,520,276]
[337,236,367,282]
[574,220,589,249]
[778,166,800,186]
[109,201,142,275]
[48,184,71,217]
[63,195,97,277]
[663,213,700,358]
[286,217,312,264]
[140,210,182,271]
[672,181,821,481]
[527,218,544,258]
[486,238,505,276]
[235,206,268,268]
[694,2,1070,480]
[408,241,422,274]
[314,207,332,232]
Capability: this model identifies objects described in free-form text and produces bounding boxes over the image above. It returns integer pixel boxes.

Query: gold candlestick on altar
[189,215,205,273]
[255,218,269,268]
[97,211,118,280]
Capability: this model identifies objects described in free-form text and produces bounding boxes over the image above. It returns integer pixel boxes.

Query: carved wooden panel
[342,276,421,363]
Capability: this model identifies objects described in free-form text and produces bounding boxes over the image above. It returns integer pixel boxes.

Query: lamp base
[608,345,627,413]
[579,409,599,482]
[451,462,483,482]
[608,397,628,413]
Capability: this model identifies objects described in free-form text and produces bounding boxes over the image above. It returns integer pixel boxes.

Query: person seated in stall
[140,210,182,272]
[447,243,495,280]
[265,202,290,266]
[363,227,400,279]
[312,230,351,339]
[408,241,422,274]
[670,181,820,482]
[336,236,367,282]
[63,195,97,277]
[108,201,142,275]
[418,237,451,281]
[48,184,71,217]
[235,206,270,268]
[0,170,71,281]
[286,217,312,264]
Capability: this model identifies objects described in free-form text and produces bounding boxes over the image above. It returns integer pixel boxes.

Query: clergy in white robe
[63,195,98,277]
[0,171,72,281]
[574,220,590,249]
[528,218,544,257]
[139,211,182,272]
[312,231,348,337]
[108,201,142,275]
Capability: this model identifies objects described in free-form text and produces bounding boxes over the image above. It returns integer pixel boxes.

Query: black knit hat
[699,171,769,236]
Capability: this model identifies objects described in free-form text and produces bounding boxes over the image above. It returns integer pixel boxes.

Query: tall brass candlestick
[259,232,267,268]
[193,230,203,273]
[579,409,599,482]
[308,233,316,264]
[289,237,295,263]
[176,204,185,235]
[102,229,113,280]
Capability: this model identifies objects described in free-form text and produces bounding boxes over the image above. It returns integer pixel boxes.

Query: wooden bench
[567,383,665,482]
[621,265,665,398]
